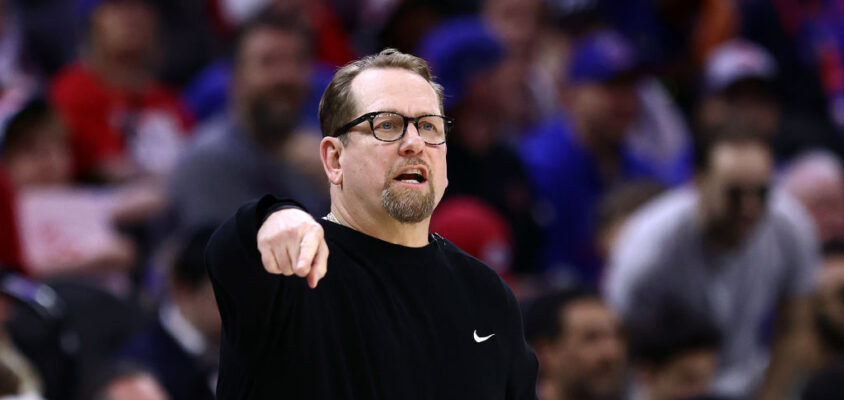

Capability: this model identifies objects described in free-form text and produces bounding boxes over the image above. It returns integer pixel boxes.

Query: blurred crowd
[0,0,843,399]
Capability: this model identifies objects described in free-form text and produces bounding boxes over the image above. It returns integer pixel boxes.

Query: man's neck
[329,202,431,247]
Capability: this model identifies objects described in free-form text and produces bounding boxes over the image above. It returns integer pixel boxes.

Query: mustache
[387,158,431,177]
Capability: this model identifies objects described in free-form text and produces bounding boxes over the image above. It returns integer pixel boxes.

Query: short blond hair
[318,48,444,139]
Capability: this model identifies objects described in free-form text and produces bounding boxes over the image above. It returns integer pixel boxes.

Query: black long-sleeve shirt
[205,195,538,399]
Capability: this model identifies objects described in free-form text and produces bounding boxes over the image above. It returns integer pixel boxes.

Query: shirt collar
[159,302,207,357]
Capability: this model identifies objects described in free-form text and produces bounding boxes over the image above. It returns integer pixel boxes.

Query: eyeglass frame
[332,111,454,145]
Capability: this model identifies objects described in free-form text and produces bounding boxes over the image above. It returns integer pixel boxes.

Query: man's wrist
[256,196,309,229]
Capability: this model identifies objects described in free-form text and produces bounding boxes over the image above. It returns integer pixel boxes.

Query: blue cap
[568,30,639,84]
[417,17,504,110]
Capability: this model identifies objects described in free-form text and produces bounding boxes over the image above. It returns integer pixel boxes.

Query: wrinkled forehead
[350,68,442,116]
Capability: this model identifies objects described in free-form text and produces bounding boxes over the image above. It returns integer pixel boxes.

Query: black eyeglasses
[333,111,454,145]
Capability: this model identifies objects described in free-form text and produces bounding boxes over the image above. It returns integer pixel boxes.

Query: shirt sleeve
[204,195,309,372]
[602,212,664,323]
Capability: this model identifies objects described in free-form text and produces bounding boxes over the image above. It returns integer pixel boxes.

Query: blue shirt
[519,113,687,282]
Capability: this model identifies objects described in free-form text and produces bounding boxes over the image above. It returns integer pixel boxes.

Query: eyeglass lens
[371,112,446,144]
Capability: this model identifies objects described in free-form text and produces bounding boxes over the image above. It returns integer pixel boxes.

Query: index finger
[308,239,329,289]
[295,227,322,274]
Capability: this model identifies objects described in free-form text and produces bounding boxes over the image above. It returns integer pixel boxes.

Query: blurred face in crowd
[786,169,844,245]
[103,373,169,400]
[641,349,718,400]
[723,80,780,138]
[91,1,158,70]
[698,141,773,248]
[328,68,448,224]
[3,115,72,188]
[234,26,311,147]
[567,78,639,150]
[450,69,504,155]
[482,0,541,56]
[549,298,625,399]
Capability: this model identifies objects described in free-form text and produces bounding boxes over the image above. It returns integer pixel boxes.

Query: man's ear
[321,137,344,185]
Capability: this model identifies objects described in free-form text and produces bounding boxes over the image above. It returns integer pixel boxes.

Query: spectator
[524,287,626,400]
[594,180,664,262]
[50,0,193,183]
[418,17,541,273]
[430,196,513,279]
[0,99,146,282]
[481,0,545,128]
[604,115,819,399]
[88,363,169,400]
[780,150,844,248]
[520,30,686,281]
[0,1,38,120]
[118,227,218,400]
[697,39,780,153]
[804,242,844,400]
[629,313,724,400]
[168,11,327,232]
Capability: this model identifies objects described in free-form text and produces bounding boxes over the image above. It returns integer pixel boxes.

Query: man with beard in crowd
[168,11,326,232]
[205,48,538,398]
[523,287,626,400]
[604,116,819,400]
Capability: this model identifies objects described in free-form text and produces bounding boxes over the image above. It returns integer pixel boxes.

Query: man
[697,39,780,154]
[90,363,169,400]
[520,29,689,282]
[628,313,723,400]
[119,227,219,400]
[523,287,626,400]
[603,116,819,399]
[418,17,541,273]
[50,0,193,182]
[168,12,326,232]
[803,243,844,400]
[780,150,844,248]
[205,48,538,398]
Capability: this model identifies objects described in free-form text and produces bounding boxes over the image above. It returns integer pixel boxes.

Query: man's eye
[420,122,434,131]
[379,122,393,130]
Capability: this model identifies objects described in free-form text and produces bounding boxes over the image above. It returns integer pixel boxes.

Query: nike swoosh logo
[473,330,495,343]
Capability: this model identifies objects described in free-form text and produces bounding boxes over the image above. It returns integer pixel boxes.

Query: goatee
[381,164,435,223]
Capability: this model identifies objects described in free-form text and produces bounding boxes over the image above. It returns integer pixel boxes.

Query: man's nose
[398,123,425,155]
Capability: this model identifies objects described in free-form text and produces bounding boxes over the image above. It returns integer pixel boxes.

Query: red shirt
[50,63,194,178]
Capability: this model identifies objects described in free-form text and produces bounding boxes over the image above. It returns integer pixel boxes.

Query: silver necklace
[323,212,339,223]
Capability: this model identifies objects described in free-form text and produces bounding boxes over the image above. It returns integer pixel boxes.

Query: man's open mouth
[393,167,427,184]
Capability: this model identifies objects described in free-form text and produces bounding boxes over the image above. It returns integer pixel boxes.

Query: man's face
[482,0,541,54]
[5,118,72,188]
[92,2,158,67]
[339,68,448,224]
[723,80,780,138]
[553,299,626,399]
[234,27,311,144]
[568,79,639,148]
[699,142,773,247]
[105,373,169,400]
[793,177,844,244]
[644,350,718,400]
